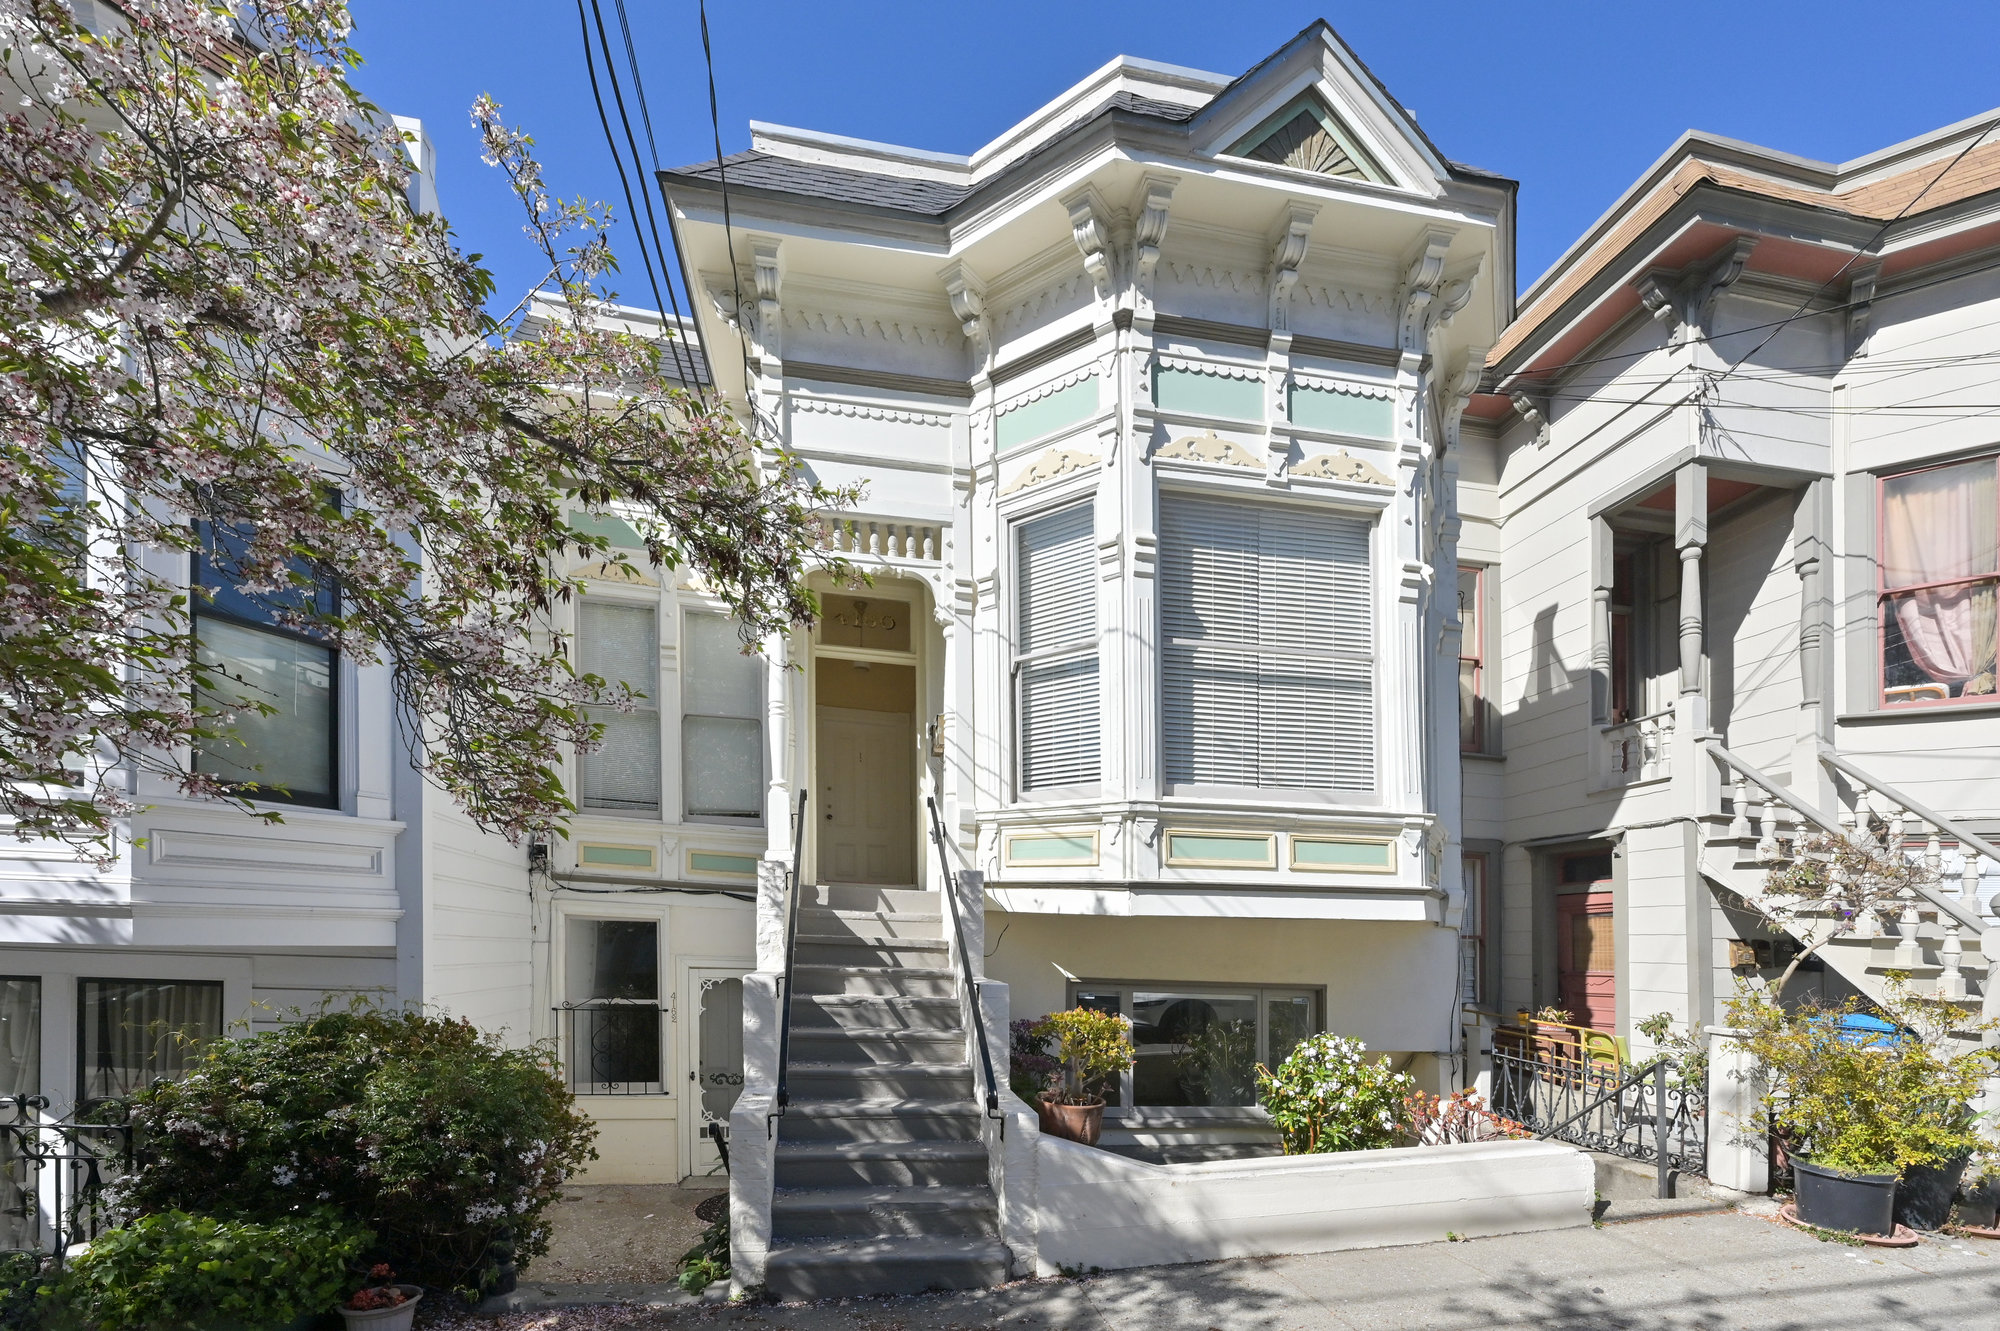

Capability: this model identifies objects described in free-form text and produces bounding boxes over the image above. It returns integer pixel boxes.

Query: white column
[1703,1026,1769,1195]
[728,971,781,1295]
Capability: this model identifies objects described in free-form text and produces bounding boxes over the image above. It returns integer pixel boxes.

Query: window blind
[1015,502,1099,790]
[579,601,662,813]
[1160,495,1373,792]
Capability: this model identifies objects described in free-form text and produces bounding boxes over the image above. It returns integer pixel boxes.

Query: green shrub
[1728,985,1997,1176]
[1255,1033,1414,1154]
[1031,1008,1134,1106]
[0,1252,51,1331]
[48,1210,364,1331]
[677,1215,728,1294]
[111,1005,596,1295]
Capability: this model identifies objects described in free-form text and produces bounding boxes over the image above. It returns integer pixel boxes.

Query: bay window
[191,525,337,807]
[682,611,763,820]
[1072,982,1319,1108]
[1160,494,1373,793]
[1880,457,1999,705]
[578,600,662,814]
[1014,502,1099,792]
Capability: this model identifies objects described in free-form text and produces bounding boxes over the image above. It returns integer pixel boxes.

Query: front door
[1556,891,1617,1032]
[682,967,743,1181]
[817,705,914,884]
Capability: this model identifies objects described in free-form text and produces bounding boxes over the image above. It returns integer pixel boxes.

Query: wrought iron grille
[1492,1030,1706,1178]
[0,1096,134,1264]
[554,1001,671,1095]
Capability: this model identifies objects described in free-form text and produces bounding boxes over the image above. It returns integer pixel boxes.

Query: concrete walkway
[476,1209,2000,1330]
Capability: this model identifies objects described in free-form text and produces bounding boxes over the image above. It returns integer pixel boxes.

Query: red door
[1556,891,1616,1032]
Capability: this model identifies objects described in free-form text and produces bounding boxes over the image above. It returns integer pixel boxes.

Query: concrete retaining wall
[1031,1135,1595,1274]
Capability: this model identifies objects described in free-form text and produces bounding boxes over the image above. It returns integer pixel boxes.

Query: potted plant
[340,1263,423,1331]
[1030,1007,1133,1146]
[1731,984,1997,1236]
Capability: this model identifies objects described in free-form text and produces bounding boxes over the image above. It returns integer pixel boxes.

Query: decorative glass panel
[684,613,762,819]
[579,601,661,814]
[815,595,911,653]
[696,976,744,1135]
[78,980,223,1104]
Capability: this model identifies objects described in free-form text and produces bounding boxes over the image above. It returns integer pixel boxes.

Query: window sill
[1840,700,2000,724]
[1461,751,1506,763]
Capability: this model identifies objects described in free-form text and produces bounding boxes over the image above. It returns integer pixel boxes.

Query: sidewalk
[465,1209,2000,1331]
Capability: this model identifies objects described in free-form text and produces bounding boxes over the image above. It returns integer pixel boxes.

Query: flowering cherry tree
[0,0,851,857]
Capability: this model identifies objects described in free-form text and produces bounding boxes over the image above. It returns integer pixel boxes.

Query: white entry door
[817,705,914,884]
[682,966,743,1181]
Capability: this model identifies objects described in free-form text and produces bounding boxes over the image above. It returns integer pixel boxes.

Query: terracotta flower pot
[1037,1095,1105,1146]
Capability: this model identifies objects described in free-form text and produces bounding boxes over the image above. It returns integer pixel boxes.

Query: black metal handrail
[772,788,809,1118]
[926,797,1001,1119]
[1503,1049,1687,1199]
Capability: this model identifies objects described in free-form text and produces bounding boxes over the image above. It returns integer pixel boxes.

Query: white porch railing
[1602,710,1674,786]
[819,516,944,562]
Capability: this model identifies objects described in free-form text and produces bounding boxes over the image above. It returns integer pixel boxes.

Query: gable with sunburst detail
[1229,93,1389,184]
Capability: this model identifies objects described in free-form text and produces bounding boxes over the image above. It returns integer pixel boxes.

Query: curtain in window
[682,612,762,818]
[193,619,337,800]
[0,980,40,1101]
[579,601,662,812]
[1883,461,1999,692]
[78,980,223,1103]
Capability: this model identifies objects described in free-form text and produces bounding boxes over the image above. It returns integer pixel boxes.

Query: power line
[698,0,761,437]
[572,0,702,392]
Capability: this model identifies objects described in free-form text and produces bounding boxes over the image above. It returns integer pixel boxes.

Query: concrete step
[815,884,937,914]
[764,1235,1010,1300]
[795,936,952,969]
[797,908,944,941]
[785,1061,974,1099]
[771,1184,997,1240]
[789,993,963,1032]
[773,1139,989,1188]
[790,964,955,998]
[789,1027,966,1064]
[775,1099,985,1144]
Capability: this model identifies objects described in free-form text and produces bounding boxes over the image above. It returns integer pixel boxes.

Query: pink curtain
[1883,462,1998,690]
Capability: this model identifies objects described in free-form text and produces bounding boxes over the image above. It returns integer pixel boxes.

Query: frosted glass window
[578,601,662,814]
[0,979,39,1100]
[193,618,336,805]
[683,612,763,820]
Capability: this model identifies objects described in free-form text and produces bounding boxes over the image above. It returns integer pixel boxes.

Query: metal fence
[1492,1029,1706,1180]
[554,1002,670,1095]
[0,1096,134,1263]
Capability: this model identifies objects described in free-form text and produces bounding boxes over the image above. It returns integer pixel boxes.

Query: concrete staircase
[765,883,1009,1299]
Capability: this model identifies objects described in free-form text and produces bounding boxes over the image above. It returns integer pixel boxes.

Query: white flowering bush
[112,1006,595,1296]
[1255,1033,1414,1154]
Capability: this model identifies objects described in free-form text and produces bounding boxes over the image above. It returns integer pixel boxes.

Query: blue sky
[348,2,2000,313]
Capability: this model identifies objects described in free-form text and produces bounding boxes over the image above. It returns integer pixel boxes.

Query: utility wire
[574,0,702,392]
[698,0,762,437]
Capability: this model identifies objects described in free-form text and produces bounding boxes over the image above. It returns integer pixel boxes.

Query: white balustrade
[1604,710,1673,785]
[820,517,943,562]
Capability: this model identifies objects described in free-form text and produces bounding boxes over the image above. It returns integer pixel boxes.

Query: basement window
[1068,982,1319,1108]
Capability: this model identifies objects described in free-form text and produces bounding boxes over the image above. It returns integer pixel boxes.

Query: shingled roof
[669,151,971,216]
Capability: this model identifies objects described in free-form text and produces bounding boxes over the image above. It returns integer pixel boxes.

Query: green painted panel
[689,851,758,877]
[1154,365,1263,421]
[1167,833,1275,866]
[1288,385,1394,438]
[997,377,1098,449]
[1007,833,1097,864]
[1291,838,1395,870]
[567,509,643,549]
[579,843,654,867]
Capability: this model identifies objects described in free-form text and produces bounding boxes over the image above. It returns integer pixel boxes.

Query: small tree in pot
[1029,1008,1133,1146]
[1730,984,1996,1235]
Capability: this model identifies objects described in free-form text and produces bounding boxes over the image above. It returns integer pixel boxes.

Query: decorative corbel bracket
[1266,202,1320,334]
[1398,228,1457,358]
[750,237,782,367]
[1061,186,1116,304]
[1690,235,1758,333]
[1510,390,1549,447]
[1441,347,1487,455]
[1847,259,1882,357]
[1635,272,1682,340]
[1635,236,1758,349]
[940,260,991,377]
[1132,175,1177,330]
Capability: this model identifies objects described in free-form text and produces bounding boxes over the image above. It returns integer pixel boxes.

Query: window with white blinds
[682,611,763,820]
[1015,502,1099,791]
[578,600,662,814]
[1160,495,1374,793]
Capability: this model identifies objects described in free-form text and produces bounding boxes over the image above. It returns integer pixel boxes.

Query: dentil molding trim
[996,364,1099,415]
[789,395,953,426]
[1155,352,1263,381]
